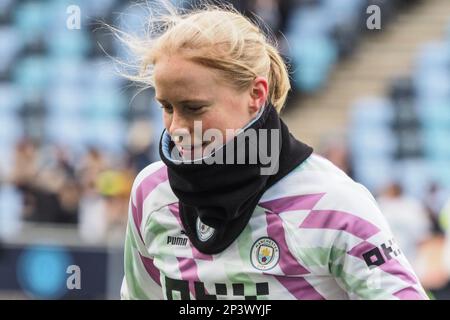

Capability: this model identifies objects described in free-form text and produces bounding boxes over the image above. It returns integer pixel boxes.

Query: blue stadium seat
[84,87,127,120]
[415,42,450,72]
[13,55,50,92]
[45,0,79,31]
[289,36,338,92]
[323,0,364,26]
[13,1,50,44]
[45,116,85,150]
[350,97,394,128]
[0,0,16,17]
[414,70,450,102]
[395,159,432,199]
[352,158,395,194]
[395,127,423,159]
[429,160,450,189]
[389,76,416,104]
[0,27,22,76]
[83,119,126,153]
[79,0,118,18]
[46,30,91,58]
[44,85,87,118]
[350,126,397,159]
[49,58,89,87]
[422,128,450,161]
[287,6,332,37]
[85,58,125,89]
[417,101,450,129]
[446,18,450,45]
[0,114,23,146]
[113,3,149,63]
[0,83,23,115]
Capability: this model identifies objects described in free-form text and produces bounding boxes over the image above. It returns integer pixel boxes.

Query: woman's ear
[248,76,269,115]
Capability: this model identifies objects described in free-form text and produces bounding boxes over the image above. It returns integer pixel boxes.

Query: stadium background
[1,0,450,299]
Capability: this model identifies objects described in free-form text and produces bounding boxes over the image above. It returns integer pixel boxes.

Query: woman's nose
[169,112,191,143]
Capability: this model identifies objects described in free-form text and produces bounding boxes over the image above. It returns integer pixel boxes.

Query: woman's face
[154,54,267,158]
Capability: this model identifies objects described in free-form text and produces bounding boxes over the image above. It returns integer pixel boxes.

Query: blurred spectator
[9,138,39,191]
[76,147,133,243]
[77,148,109,243]
[0,181,23,239]
[97,170,133,239]
[78,193,107,244]
[423,182,449,234]
[441,199,450,238]
[126,120,157,173]
[377,182,432,273]
[319,134,353,177]
[7,138,139,243]
[415,196,450,299]
[441,200,450,273]
[78,169,132,244]
[442,201,450,276]
[8,140,81,224]
[77,147,108,196]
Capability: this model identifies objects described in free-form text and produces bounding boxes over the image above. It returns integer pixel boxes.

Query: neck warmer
[159,103,313,254]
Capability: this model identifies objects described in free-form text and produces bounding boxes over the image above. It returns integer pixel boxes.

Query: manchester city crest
[196,217,215,242]
[251,237,280,271]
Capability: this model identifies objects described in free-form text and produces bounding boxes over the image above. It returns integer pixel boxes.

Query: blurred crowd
[0,123,157,243]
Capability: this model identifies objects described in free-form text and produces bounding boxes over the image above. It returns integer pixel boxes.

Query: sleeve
[121,178,164,300]
[327,186,429,300]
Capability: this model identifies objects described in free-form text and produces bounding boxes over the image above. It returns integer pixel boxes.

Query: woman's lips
[179,141,210,156]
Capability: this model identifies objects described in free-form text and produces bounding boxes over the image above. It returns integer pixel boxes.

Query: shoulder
[131,161,167,195]
[261,153,364,203]
[130,161,176,212]
[260,153,392,238]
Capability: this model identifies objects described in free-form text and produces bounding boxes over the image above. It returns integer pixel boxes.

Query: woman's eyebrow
[155,97,168,104]
[155,97,210,104]
[179,99,210,104]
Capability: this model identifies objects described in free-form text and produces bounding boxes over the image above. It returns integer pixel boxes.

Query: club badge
[251,237,280,271]
[196,217,215,242]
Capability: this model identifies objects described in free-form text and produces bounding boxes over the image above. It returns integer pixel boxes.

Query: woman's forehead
[154,55,219,101]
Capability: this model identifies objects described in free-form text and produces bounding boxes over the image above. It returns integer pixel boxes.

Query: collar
[159,102,313,254]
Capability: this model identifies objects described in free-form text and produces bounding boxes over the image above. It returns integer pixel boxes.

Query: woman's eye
[186,106,205,113]
[160,105,173,113]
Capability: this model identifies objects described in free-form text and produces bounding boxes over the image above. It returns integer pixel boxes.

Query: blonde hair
[112,1,291,112]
